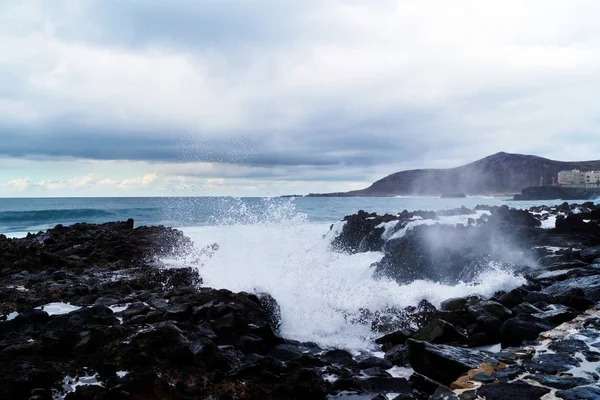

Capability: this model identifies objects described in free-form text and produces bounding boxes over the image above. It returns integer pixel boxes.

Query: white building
[557,169,586,187]
[585,171,600,188]
[557,169,600,188]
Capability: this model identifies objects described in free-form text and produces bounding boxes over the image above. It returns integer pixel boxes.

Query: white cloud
[1,0,600,194]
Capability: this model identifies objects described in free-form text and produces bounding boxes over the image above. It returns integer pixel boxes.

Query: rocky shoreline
[1,203,600,399]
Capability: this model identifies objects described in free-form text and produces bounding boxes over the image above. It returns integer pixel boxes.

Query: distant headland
[306,152,600,198]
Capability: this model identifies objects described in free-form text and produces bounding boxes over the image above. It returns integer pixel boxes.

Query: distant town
[557,169,600,188]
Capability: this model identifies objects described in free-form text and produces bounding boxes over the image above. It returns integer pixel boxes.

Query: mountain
[309,152,600,197]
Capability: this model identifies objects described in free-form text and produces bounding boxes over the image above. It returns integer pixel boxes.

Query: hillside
[309,152,600,197]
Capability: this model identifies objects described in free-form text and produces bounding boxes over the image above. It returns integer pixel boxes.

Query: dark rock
[357,356,393,370]
[94,296,120,307]
[511,302,542,315]
[556,294,596,312]
[268,344,303,362]
[470,372,495,383]
[498,289,527,309]
[532,305,578,324]
[323,349,357,368]
[580,246,600,262]
[556,385,600,400]
[523,291,554,304]
[384,344,410,366]
[362,367,391,377]
[499,315,556,347]
[407,339,497,386]
[122,302,151,319]
[583,350,600,362]
[526,374,594,390]
[470,381,550,400]
[492,364,524,382]
[253,292,282,331]
[492,351,518,364]
[440,297,468,311]
[413,318,466,344]
[542,275,600,301]
[375,329,413,351]
[522,353,580,374]
[548,338,588,353]
[467,300,512,320]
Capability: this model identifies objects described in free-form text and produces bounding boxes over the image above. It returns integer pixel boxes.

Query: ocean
[0,196,574,351]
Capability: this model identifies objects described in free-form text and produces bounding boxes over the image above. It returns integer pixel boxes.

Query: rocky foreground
[1,204,600,399]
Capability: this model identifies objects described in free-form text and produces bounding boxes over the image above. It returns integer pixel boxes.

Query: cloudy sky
[1,0,600,197]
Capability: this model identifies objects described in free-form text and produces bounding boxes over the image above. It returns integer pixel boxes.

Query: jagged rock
[542,275,600,301]
[492,364,524,382]
[470,372,495,383]
[467,301,512,320]
[413,318,467,344]
[375,329,413,352]
[357,356,393,370]
[407,339,497,386]
[440,297,468,311]
[556,385,600,400]
[522,353,580,374]
[323,349,357,368]
[548,338,589,353]
[526,374,594,390]
[532,305,577,324]
[498,288,527,308]
[512,302,542,315]
[499,315,556,347]
[465,381,550,400]
[384,344,410,366]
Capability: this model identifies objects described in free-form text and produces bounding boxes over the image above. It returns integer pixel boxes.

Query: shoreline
[1,203,600,399]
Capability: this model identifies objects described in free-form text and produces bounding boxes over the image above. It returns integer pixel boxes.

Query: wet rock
[492,364,524,382]
[498,288,527,308]
[470,372,495,383]
[94,296,120,307]
[580,246,600,262]
[384,344,410,366]
[467,381,550,400]
[542,275,600,301]
[499,315,556,347]
[532,305,578,324]
[357,356,393,370]
[467,300,512,320]
[253,292,282,331]
[413,318,467,344]
[407,339,497,386]
[440,297,468,311]
[548,338,589,353]
[122,302,151,319]
[269,344,304,362]
[375,329,413,352]
[522,353,580,374]
[556,385,600,400]
[526,374,594,390]
[323,349,357,368]
[522,292,554,304]
[512,302,542,315]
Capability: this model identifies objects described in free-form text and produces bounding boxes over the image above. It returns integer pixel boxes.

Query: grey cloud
[51,0,316,52]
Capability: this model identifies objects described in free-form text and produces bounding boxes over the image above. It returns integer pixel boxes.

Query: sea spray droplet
[161,200,526,351]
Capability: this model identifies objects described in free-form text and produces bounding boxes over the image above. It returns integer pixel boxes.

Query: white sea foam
[379,211,491,241]
[36,302,81,316]
[540,215,557,229]
[165,220,525,351]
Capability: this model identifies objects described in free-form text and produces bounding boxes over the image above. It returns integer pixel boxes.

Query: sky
[2,0,600,197]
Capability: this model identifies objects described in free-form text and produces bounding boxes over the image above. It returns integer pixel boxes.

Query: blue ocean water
[0,196,576,236]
